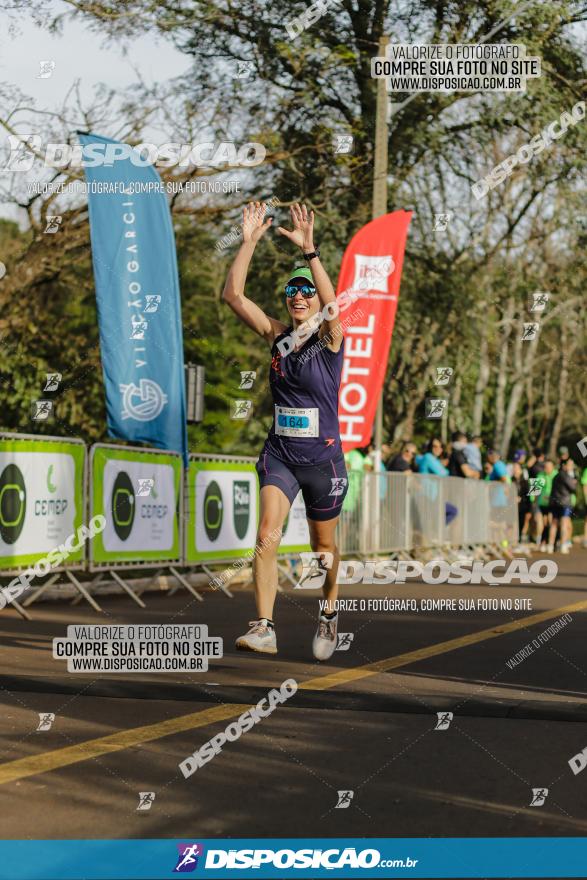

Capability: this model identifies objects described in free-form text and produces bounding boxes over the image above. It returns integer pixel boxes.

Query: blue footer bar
[0,838,585,879]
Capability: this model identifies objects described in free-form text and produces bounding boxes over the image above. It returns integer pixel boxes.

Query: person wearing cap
[222,201,348,659]
[507,448,528,480]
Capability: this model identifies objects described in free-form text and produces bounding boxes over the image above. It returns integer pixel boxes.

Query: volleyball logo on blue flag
[79,133,188,464]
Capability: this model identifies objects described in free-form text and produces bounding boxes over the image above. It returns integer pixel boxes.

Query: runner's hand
[277,203,315,251]
[242,202,272,244]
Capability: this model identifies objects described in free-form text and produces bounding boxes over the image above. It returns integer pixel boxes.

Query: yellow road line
[298,597,587,691]
[1,597,586,786]
[0,703,249,787]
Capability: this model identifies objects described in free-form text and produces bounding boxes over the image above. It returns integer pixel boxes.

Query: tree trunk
[472,320,490,435]
[501,314,540,456]
[493,297,515,450]
[450,374,463,433]
[548,325,570,458]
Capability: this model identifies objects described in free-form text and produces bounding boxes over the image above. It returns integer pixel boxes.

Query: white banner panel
[101,458,176,553]
[192,467,257,558]
[0,440,84,570]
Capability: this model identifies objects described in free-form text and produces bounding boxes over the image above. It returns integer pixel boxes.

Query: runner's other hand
[277,203,315,251]
[242,202,273,244]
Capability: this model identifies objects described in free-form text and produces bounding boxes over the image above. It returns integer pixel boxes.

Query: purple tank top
[264,328,345,465]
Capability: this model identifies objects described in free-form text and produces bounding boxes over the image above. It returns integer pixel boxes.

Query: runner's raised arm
[222,202,288,345]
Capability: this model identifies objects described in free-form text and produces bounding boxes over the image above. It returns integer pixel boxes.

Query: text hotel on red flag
[336,210,412,450]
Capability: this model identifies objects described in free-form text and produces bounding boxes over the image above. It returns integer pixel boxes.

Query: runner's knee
[256,523,282,553]
[310,539,337,556]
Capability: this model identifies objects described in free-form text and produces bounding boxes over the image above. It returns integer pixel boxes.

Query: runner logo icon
[530,291,550,312]
[335,790,354,809]
[530,788,548,806]
[434,366,453,386]
[136,792,156,811]
[36,712,55,731]
[434,711,453,731]
[173,843,204,872]
[239,370,256,389]
[426,398,446,419]
[136,478,154,497]
[296,552,333,589]
[336,632,354,651]
[329,477,348,496]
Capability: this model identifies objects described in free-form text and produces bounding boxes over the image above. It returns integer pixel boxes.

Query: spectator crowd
[344,432,587,555]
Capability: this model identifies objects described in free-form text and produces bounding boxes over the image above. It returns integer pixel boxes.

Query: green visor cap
[287,267,314,285]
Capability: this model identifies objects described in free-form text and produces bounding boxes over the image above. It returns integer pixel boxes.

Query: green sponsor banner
[91,446,181,564]
[0,438,85,570]
[186,460,259,562]
[186,459,310,562]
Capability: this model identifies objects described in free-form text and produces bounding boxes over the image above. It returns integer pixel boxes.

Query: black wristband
[303,248,320,261]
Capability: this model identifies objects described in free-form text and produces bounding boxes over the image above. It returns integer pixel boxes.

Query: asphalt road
[1,549,586,843]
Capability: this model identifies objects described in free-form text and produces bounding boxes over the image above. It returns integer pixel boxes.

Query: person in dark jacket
[511,461,532,541]
[448,431,480,478]
[547,458,577,554]
[387,441,417,473]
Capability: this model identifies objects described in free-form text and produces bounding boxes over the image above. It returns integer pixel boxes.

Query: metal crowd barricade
[182,453,314,598]
[409,473,445,548]
[462,478,491,545]
[488,480,519,547]
[441,477,466,546]
[0,432,92,618]
[341,470,517,553]
[337,469,363,555]
[0,429,520,616]
[182,452,259,598]
[375,472,411,552]
[85,443,185,607]
[338,471,410,555]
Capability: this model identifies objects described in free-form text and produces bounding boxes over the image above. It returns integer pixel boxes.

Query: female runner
[222,202,348,660]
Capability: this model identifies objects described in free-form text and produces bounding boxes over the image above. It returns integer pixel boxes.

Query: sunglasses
[284,284,317,299]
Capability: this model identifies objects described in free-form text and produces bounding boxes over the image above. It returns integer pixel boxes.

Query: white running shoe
[312,612,338,661]
[560,545,570,554]
[545,544,554,554]
[235,619,277,654]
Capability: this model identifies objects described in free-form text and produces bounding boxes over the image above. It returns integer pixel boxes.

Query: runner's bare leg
[307,516,340,615]
[253,485,291,620]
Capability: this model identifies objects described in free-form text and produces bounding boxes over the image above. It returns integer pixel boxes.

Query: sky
[0,2,189,106]
[0,1,192,222]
